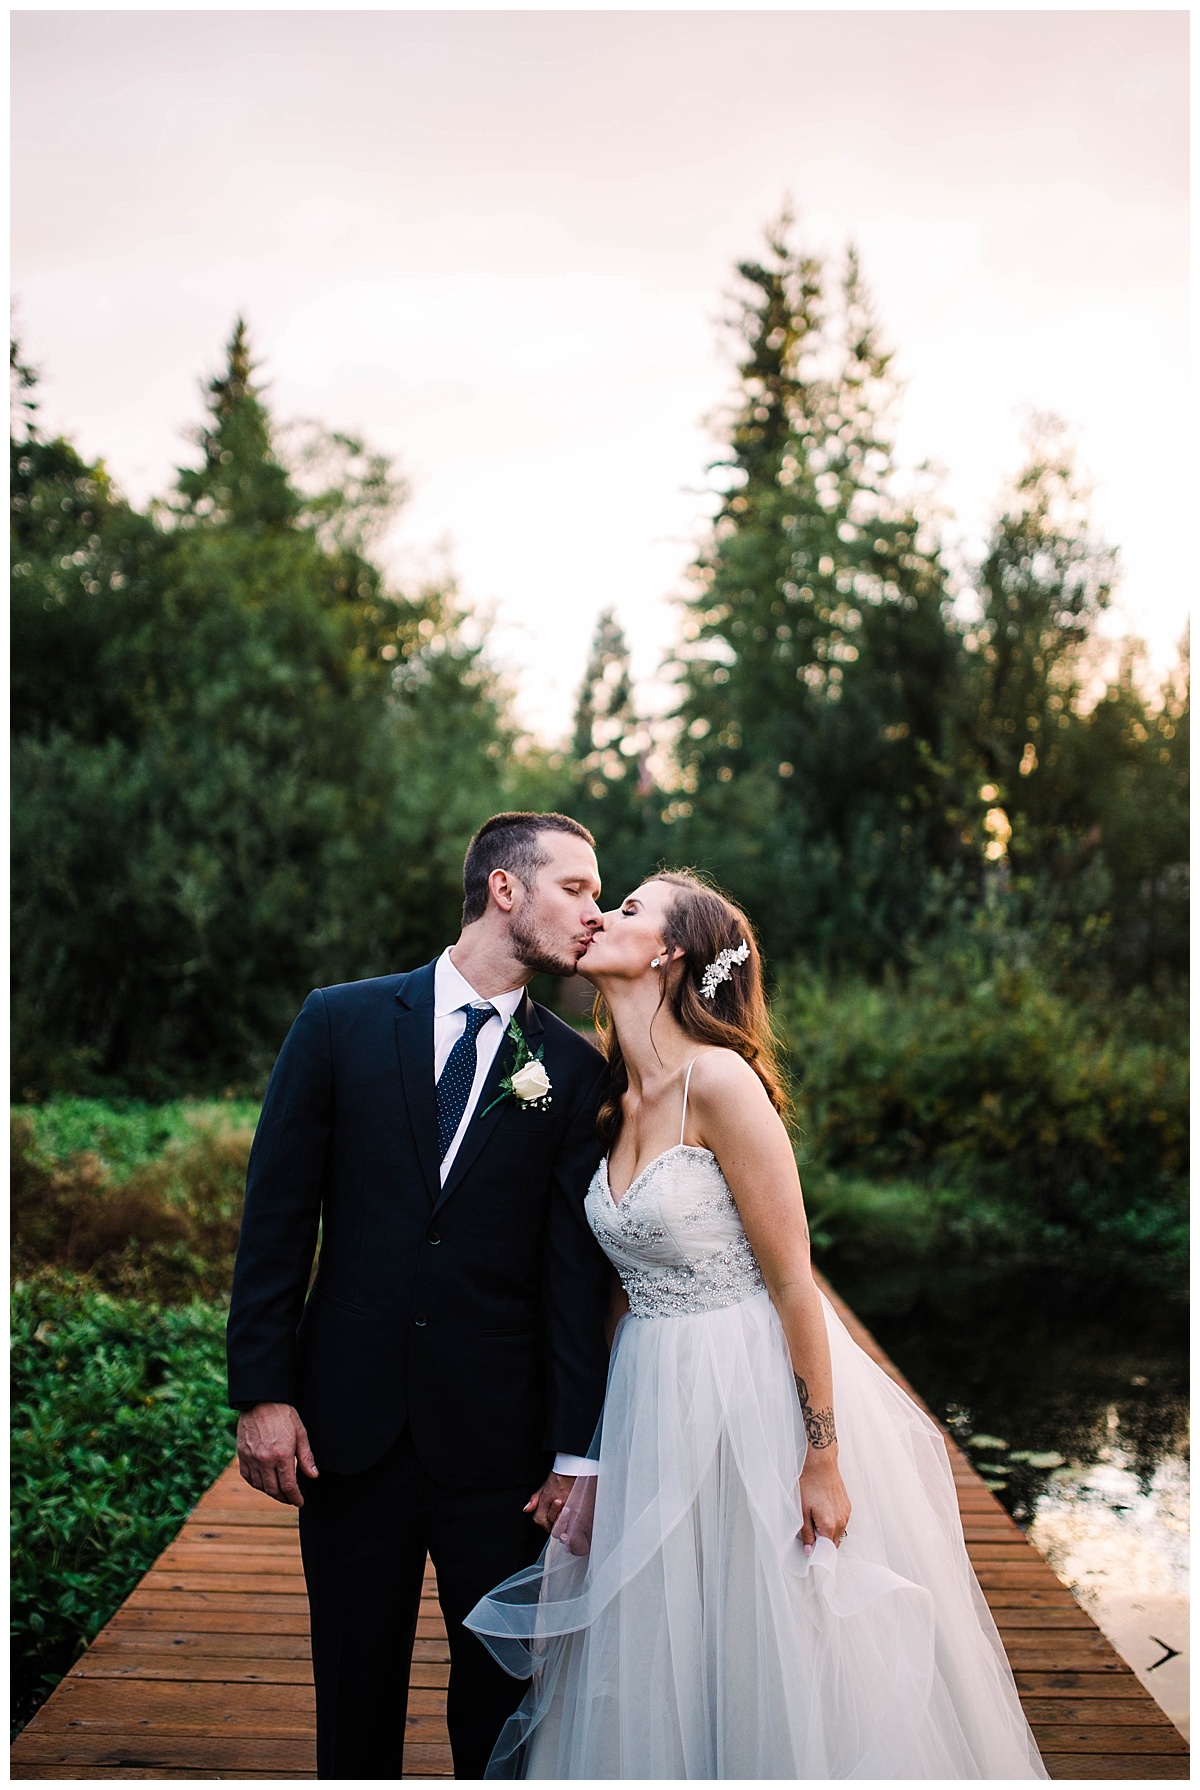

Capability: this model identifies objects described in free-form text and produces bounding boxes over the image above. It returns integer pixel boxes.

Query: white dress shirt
[434,949,525,1182]
[433,949,598,1480]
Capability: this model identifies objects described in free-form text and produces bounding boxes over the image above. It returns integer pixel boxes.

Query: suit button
[427,1230,441,1246]
[414,1313,427,1328]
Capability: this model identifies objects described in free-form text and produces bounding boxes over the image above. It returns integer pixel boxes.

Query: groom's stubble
[507,894,586,980]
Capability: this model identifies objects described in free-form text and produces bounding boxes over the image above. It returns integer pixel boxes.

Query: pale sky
[11,10,1189,740]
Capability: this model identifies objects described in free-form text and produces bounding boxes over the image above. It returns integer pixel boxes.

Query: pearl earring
[651,957,662,969]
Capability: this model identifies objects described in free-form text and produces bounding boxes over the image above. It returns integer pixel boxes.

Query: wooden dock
[12,1278,1188,1780]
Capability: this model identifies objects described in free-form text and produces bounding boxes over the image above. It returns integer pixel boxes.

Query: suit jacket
[226,959,613,1485]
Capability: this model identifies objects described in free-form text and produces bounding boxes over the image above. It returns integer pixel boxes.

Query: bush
[778,937,1188,1261]
[11,1099,256,1300]
[11,1276,236,1731]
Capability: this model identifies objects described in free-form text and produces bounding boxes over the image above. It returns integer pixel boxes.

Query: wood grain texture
[11,1276,1187,1780]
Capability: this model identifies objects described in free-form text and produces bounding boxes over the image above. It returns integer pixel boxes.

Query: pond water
[825,1255,1190,1739]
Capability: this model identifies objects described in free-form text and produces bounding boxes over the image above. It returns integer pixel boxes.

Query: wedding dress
[466,1070,1047,1779]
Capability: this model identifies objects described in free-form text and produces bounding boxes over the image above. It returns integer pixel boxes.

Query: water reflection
[1030,1446,1189,1737]
[824,1256,1189,1736]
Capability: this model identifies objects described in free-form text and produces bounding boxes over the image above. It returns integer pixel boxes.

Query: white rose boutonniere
[481,1017,554,1115]
[510,1059,552,1103]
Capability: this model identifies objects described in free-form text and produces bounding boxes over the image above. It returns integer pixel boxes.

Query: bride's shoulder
[685,1046,769,1108]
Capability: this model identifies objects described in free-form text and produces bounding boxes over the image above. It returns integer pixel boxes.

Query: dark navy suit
[226,959,611,1777]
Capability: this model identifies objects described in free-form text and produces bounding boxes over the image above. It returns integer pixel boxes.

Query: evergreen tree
[572,607,638,783]
[671,221,961,967]
[566,608,663,902]
[174,318,300,529]
[11,324,510,1094]
[965,419,1116,869]
[959,424,1187,987]
[1074,640,1189,984]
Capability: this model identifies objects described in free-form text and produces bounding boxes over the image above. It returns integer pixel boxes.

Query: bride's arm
[686,1053,852,1550]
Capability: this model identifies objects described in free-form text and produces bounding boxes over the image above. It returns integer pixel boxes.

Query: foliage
[668,218,964,967]
[563,607,667,903]
[10,219,1188,1102]
[11,1278,235,1730]
[14,1095,260,1174]
[11,1103,255,1300]
[12,323,512,1096]
[779,919,1188,1262]
[956,423,1188,985]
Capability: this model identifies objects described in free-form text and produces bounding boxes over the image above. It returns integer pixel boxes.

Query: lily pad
[968,1434,1009,1451]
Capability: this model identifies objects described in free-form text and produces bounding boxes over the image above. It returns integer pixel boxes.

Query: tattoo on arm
[794,1374,837,1449]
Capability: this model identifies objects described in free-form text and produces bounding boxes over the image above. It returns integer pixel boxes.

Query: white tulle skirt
[466,1288,1047,1779]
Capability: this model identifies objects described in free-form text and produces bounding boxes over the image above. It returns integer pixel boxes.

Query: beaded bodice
[586,1145,767,1319]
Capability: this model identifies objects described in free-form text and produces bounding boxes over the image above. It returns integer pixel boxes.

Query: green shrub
[11,1100,256,1300]
[11,1275,236,1731]
[779,944,1188,1261]
[12,1096,260,1176]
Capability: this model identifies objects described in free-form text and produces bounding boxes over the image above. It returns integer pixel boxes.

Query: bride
[466,871,1047,1779]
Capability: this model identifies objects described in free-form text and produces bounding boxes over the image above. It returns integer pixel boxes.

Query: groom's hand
[524,1470,575,1534]
[236,1402,318,1507]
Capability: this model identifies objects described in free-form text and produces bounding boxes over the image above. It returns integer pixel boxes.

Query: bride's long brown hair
[594,869,791,1150]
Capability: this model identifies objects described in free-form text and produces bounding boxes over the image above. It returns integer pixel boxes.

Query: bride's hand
[552,1473,597,1557]
[798,1455,851,1550]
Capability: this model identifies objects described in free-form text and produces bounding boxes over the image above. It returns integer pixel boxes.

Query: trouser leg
[298,1431,428,1779]
[420,1467,547,1780]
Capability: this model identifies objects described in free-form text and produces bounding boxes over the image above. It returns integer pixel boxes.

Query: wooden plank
[11,1768,316,1780]
[73,1656,317,1685]
[37,1678,315,1717]
[182,1508,299,1526]
[122,1589,310,1614]
[1043,1756,1189,1779]
[993,1607,1098,1630]
[1032,1725,1188,1756]
[11,1733,316,1770]
[108,1603,312,1631]
[982,1586,1091,1609]
[1017,1670,1148,1694]
[1021,1699,1186,1727]
[139,1571,311,1595]
[1001,1637,1141,1670]
[973,1565,1080,1587]
[89,1630,312,1657]
[175,1532,301,1552]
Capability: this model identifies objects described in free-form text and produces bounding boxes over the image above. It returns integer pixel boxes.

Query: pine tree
[566,608,663,903]
[572,607,639,783]
[174,318,300,530]
[671,220,961,967]
[967,417,1116,858]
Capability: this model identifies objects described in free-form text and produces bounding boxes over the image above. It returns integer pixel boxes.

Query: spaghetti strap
[680,1058,698,1145]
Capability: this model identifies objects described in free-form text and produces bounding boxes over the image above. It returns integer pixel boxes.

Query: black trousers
[297,1429,545,1779]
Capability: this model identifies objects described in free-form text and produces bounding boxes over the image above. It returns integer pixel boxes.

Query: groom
[226,812,612,1779]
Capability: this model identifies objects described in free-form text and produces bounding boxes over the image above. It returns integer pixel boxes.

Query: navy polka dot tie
[437,1003,497,1161]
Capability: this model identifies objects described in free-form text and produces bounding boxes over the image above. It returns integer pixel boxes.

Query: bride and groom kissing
[226,810,1046,1781]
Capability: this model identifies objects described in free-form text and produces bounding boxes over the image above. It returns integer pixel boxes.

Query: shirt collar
[435,946,526,1025]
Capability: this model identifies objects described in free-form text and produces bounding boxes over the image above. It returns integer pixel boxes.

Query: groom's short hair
[462,812,596,925]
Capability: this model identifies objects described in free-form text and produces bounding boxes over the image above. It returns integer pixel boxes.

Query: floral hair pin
[699,939,750,1000]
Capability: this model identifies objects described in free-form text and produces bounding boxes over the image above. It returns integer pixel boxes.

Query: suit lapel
[434,991,545,1215]
[394,961,440,1205]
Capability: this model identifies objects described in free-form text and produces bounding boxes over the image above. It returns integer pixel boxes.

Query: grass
[11,1275,236,1735]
